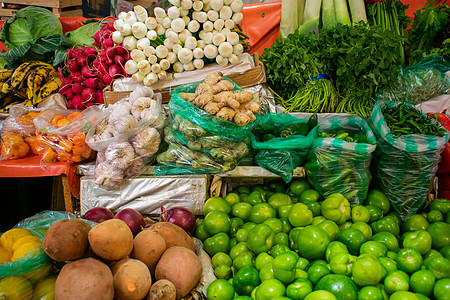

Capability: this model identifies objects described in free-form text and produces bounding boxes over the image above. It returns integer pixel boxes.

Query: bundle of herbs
[406,0,450,66]
[261,30,339,113]
[262,23,402,117]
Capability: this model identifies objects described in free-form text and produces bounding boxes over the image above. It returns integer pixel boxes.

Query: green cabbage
[66,21,102,46]
[1,6,63,48]
[0,6,69,68]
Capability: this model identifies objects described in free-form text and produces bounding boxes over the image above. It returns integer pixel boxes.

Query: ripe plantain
[4,61,49,95]
[35,76,62,105]
[26,65,55,101]
[14,86,28,100]
[0,69,13,82]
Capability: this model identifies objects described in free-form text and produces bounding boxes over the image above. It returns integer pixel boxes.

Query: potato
[43,219,91,261]
[88,219,133,261]
[111,258,152,300]
[55,257,114,300]
[148,279,176,300]
[155,246,202,299]
[150,222,195,252]
[131,229,166,274]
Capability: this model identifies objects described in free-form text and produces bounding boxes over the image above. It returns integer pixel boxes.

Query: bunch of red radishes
[60,22,130,110]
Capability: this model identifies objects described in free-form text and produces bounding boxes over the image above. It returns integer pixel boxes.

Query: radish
[77,55,87,67]
[108,65,122,78]
[106,21,115,32]
[97,81,105,91]
[83,78,99,89]
[73,48,84,58]
[115,46,127,55]
[114,55,125,66]
[67,100,74,109]
[102,38,114,49]
[81,88,95,101]
[59,84,70,95]
[93,58,101,69]
[102,73,113,85]
[72,73,83,83]
[124,52,131,61]
[65,88,74,100]
[67,59,79,72]
[85,101,95,107]
[72,82,84,95]
[85,47,98,58]
[63,76,73,85]
[98,62,108,74]
[105,56,114,66]
[81,66,96,78]
[106,47,115,59]
[96,90,104,104]
[72,95,84,110]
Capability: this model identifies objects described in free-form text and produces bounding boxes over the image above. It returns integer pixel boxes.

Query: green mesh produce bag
[154,78,258,175]
[250,113,318,183]
[305,115,377,205]
[369,100,449,220]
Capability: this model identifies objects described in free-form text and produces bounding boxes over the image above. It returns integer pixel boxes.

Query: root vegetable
[195,11,208,23]
[88,219,134,261]
[227,31,239,45]
[166,52,177,64]
[114,19,124,30]
[172,44,182,54]
[203,21,214,32]
[143,45,156,57]
[224,19,235,29]
[134,5,149,22]
[119,23,132,36]
[232,12,243,24]
[137,60,151,74]
[193,47,204,59]
[151,63,162,74]
[197,39,206,48]
[173,61,184,73]
[231,0,243,12]
[181,0,193,10]
[132,72,146,83]
[183,62,195,71]
[118,11,127,21]
[229,54,239,64]
[233,43,244,55]
[123,36,137,51]
[137,37,151,50]
[132,22,148,39]
[156,24,166,35]
[168,6,180,19]
[207,10,219,22]
[125,11,138,25]
[187,20,200,33]
[132,229,167,273]
[112,258,152,300]
[155,246,202,299]
[169,0,181,5]
[156,45,169,58]
[83,207,114,223]
[214,19,224,31]
[148,54,158,64]
[220,6,233,20]
[145,17,158,30]
[204,44,218,59]
[43,219,91,262]
[213,32,226,46]
[160,59,171,70]
[164,38,175,49]
[180,8,189,17]
[193,0,203,11]
[185,36,197,50]
[112,31,124,44]
[154,7,166,19]
[150,222,195,252]
[147,30,157,41]
[162,17,172,29]
[158,70,167,80]
[143,72,158,86]
[55,258,114,300]
[148,279,177,300]
[193,58,204,69]
[171,18,185,33]
[177,48,193,64]
[218,41,233,57]
[178,29,192,42]
[210,0,223,11]
[125,60,138,75]
[72,82,84,95]
[131,49,146,62]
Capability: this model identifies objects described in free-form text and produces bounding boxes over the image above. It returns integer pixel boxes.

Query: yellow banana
[36,76,62,105]
[26,65,55,100]
[0,69,13,82]
[14,86,28,99]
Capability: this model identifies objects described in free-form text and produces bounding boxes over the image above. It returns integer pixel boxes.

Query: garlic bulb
[132,127,161,156]
[113,114,138,135]
[131,97,155,120]
[124,158,144,178]
[109,101,132,124]
[94,161,124,190]
[105,142,136,169]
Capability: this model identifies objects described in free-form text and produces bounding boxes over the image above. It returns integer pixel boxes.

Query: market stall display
[0,0,450,299]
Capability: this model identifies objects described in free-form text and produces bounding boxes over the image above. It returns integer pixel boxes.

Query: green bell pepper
[233,266,260,296]
[280,122,309,137]
[203,232,230,257]
[321,193,351,225]
[371,216,401,237]
[247,223,275,255]
[329,252,355,276]
[272,251,299,284]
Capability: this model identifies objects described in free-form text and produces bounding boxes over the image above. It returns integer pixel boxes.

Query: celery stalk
[348,0,368,24]
[280,0,300,38]
[334,0,351,26]
[322,0,337,29]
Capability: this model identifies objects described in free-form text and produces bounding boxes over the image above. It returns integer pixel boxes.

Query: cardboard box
[0,0,83,18]
[104,54,266,106]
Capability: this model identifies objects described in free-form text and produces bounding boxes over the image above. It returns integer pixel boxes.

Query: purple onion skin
[114,208,145,235]
[160,206,196,236]
[83,207,114,223]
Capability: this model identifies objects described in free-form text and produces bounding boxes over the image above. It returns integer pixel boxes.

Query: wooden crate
[104,54,267,106]
[0,0,83,19]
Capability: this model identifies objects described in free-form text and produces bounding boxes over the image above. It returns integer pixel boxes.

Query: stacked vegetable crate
[0,0,83,19]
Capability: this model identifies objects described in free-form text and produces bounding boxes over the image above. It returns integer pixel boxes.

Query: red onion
[83,207,114,223]
[114,208,145,235]
[160,206,196,236]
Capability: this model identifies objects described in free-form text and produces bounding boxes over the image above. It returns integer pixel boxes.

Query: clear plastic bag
[250,113,318,183]
[369,100,450,220]
[32,106,104,167]
[86,87,165,190]
[0,105,48,161]
[376,55,450,105]
[305,115,377,205]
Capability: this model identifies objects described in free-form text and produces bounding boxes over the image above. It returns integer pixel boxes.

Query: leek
[298,0,322,35]
[334,0,351,26]
[348,0,367,24]
[280,0,303,38]
[322,0,337,29]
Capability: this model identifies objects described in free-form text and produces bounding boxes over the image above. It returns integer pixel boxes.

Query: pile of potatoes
[43,218,203,300]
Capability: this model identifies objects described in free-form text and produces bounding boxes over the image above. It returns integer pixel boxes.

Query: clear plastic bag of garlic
[114,0,246,87]
[86,86,166,190]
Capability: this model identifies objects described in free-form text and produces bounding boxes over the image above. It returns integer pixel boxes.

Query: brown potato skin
[43,219,91,261]
[148,279,176,300]
[155,246,202,299]
[55,257,114,300]
[111,258,152,300]
[149,222,195,252]
[88,219,134,261]
[131,229,167,274]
